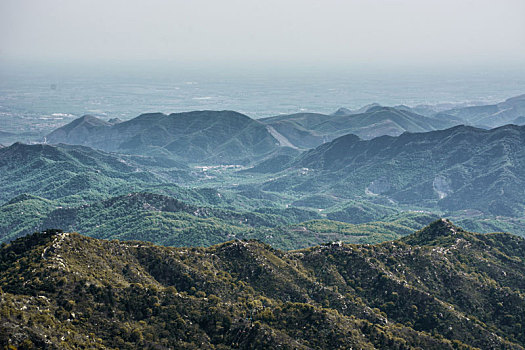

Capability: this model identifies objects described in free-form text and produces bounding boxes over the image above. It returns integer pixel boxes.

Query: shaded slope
[0,143,173,204]
[45,115,111,145]
[0,194,56,243]
[268,124,525,216]
[439,94,525,128]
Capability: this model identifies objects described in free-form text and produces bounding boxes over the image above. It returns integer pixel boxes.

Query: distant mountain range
[46,110,293,164]
[260,124,525,216]
[2,221,525,349]
[44,94,525,157]
[257,94,524,149]
[435,94,525,128]
[260,106,463,148]
[0,141,449,248]
[3,115,525,244]
[2,94,525,239]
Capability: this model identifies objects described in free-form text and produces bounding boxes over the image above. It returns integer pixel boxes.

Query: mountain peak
[75,114,109,126]
[402,219,464,245]
[48,115,111,138]
[45,110,280,164]
[108,117,122,124]
[133,112,167,120]
[331,107,353,116]
[365,105,388,113]
[426,218,460,233]
[361,103,382,113]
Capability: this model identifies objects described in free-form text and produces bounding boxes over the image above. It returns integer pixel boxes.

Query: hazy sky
[1,0,524,69]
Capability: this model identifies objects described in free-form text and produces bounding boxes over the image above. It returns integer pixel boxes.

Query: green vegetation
[324,200,401,223]
[2,134,525,252]
[3,104,525,349]
[0,194,56,243]
[260,124,525,218]
[1,192,439,250]
[0,142,166,204]
[283,212,439,245]
[1,221,524,349]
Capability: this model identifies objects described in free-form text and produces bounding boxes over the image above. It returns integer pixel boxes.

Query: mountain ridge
[437,94,525,128]
[1,190,440,249]
[47,110,289,164]
[259,106,463,148]
[0,142,198,205]
[257,124,525,216]
[1,222,524,349]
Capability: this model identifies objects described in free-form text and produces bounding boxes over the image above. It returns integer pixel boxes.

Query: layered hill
[261,124,525,216]
[0,191,438,249]
[0,142,183,204]
[35,192,320,248]
[438,94,525,128]
[46,111,288,164]
[1,221,525,349]
[0,142,440,248]
[0,142,289,209]
[260,106,461,148]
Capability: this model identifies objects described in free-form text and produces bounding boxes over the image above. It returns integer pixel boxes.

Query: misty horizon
[2,0,523,118]
[1,0,524,69]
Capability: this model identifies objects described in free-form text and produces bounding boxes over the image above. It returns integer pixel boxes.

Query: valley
[2,96,525,247]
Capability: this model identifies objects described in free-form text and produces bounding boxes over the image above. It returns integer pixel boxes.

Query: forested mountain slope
[1,220,524,349]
